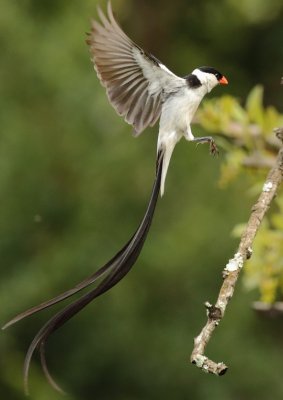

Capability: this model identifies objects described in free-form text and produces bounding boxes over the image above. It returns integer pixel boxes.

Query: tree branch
[190,127,283,375]
[252,301,283,317]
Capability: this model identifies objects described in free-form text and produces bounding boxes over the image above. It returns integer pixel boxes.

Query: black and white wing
[86,1,184,135]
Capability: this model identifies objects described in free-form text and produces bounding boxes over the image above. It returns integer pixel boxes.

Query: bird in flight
[2,1,228,394]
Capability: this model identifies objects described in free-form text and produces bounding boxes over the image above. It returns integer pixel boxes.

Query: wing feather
[87,1,184,135]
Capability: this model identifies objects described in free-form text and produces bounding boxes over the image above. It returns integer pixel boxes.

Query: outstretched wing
[86,1,183,135]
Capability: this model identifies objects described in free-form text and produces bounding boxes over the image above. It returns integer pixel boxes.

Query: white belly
[159,90,201,136]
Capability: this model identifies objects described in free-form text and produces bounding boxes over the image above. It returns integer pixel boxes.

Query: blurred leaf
[263,106,281,135]
[218,149,245,187]
[245,85,264,127]
[260,277,278,304]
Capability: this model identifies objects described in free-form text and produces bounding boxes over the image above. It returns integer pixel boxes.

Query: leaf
[245,85,264,126]
[260,277,278,304]
[263,106,280,135]
[218,149,245,187]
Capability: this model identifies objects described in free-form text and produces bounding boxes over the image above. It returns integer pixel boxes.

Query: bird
[2,1,228,394]
[87,2,228,196]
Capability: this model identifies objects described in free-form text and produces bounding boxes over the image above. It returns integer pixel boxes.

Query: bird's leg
[193,136,219,156]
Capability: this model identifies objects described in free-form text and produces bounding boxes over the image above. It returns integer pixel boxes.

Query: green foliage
[198,85,283,304]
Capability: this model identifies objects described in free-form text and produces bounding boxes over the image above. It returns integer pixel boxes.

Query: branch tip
[190,354,228,376]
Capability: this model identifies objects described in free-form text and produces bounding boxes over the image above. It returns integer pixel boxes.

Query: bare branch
[242,154,275,169]
[191,127,283,375]
[252,301,283,318]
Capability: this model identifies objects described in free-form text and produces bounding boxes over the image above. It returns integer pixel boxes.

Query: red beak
[219,76,228,85]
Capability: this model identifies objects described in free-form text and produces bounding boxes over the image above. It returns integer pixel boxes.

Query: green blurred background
[1,0,283,399]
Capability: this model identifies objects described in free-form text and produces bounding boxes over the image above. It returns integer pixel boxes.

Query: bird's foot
[193,136,219,156]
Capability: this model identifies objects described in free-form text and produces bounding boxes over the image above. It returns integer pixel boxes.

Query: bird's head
[192,66,228,93]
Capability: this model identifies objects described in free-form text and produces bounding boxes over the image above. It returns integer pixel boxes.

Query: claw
[209,140,219,156]
[193,136,219,156]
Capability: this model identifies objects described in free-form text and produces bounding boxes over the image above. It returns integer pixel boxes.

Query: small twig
[191,127,283,375]
[242,155,275,169]
[252,301,283,318]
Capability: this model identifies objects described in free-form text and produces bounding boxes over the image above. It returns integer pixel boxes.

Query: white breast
[159,87,203,135]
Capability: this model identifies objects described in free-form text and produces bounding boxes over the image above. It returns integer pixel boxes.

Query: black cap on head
[198,66,223,81]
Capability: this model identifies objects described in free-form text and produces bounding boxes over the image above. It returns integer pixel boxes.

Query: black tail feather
[2,216,148,330]
[16,151,164,394]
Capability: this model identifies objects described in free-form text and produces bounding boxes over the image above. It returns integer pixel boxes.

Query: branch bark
[190,127,283,375]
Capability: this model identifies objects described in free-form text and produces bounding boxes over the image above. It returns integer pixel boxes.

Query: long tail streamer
[3,151,164,394]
